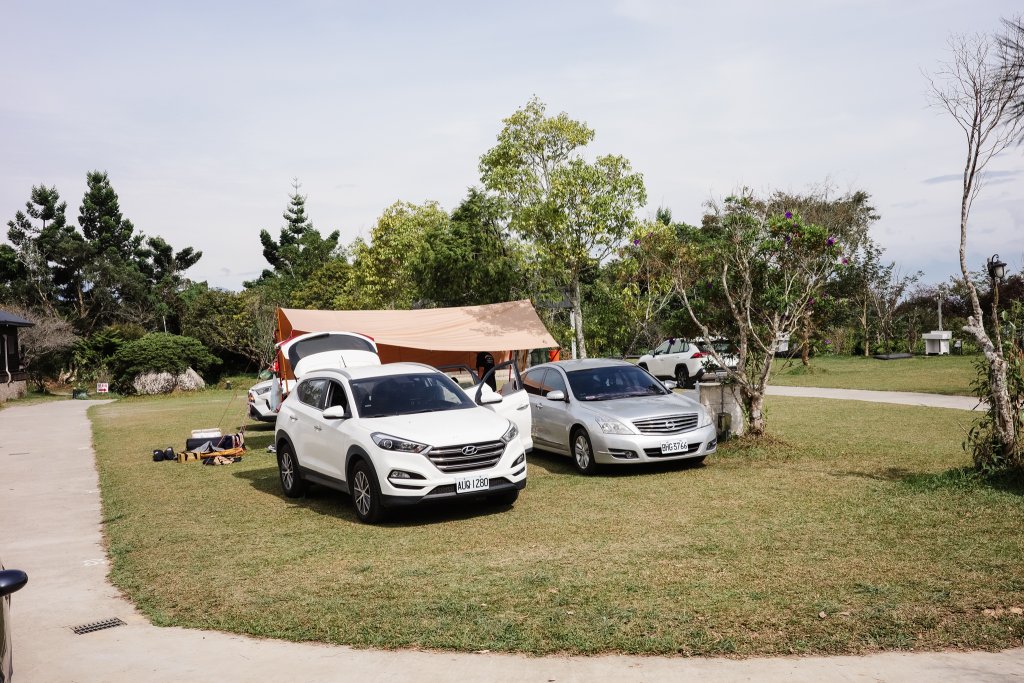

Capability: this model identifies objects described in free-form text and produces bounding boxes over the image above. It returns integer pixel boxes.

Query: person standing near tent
[476,351,497,390]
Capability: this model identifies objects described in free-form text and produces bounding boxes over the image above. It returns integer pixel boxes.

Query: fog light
[512,453,525,467]
[389,470,411,479]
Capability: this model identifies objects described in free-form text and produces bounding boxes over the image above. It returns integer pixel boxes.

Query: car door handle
[289,415,298,421]
[314,425,322,432]
[517,404,529,410]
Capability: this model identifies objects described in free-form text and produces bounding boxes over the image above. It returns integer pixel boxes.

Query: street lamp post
[987,253,1007,348]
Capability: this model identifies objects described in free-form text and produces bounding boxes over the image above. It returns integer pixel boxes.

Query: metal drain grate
[71,617,126,635]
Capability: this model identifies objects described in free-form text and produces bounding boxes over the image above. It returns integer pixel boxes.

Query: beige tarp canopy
[276,300,559,373]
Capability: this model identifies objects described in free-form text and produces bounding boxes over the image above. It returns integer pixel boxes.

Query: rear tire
[350,459,385,524]
[570,428,599,475]
[674,365,691,388]
[278,443,306,498]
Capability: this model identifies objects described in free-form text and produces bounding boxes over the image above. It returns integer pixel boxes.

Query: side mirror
[0,569,28,597]
[479,392,503,405]
[545,390,566,401]
[662,380,678,390]
[322,405,349,419]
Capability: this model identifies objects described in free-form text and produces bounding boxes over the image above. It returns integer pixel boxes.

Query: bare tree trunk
[746,391,767,436]
[861,302,870,357]
[572,277,587,359]
[929,30,1022,464]
[800,312,811,366]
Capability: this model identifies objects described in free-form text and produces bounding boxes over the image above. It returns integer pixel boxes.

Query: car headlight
[501,421,519,444]
[371,432,431,454]
[698,407,712,428]
[597,417,633,435]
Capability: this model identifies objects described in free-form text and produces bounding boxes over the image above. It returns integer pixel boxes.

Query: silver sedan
[511,359,717,473]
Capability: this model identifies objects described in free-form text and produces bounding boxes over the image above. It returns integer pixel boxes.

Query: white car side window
[653,340,670,355]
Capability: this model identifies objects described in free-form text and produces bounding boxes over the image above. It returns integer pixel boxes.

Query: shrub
[111,333,219,392]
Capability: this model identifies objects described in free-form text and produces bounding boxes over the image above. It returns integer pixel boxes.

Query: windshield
[350,373,475,418]
[566,365,670,401]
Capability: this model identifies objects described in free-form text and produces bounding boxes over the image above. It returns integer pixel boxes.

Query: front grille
[643,443,701,458]
[632,413,699,435]
[428,440,505,473]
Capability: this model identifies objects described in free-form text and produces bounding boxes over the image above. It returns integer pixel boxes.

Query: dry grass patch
[91,391,1024,655]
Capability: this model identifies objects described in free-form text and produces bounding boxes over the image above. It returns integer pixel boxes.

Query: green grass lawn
[771,354,979,395]
[91,389,1024,656]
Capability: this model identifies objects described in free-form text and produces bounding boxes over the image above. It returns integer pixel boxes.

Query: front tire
[350,459,385,524]
[278,442,306,498]
[571,428,599,475]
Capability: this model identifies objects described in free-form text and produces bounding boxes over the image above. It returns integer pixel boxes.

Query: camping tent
[276,300,559,375]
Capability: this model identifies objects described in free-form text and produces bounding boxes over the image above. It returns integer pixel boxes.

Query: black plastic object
[164,447,175,461]
[0,569,28,597]
[152,449,163,462]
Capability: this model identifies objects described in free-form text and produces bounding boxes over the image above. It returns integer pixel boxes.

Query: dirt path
[1,399,1019,682]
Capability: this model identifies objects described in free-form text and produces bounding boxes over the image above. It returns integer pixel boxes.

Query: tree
[345,201,448,309]
[180,284,277,369]
[614,211,684,354]
[928,31,1024,468]
[254,180,340,284]
[999,16,1024,141]
[763,188,877,364]
[74,171,155,332]
[409,188,525,307]
[650,190,846,436]
[868,265,922,354]
[139,235,202,332]
[5,185,80,315]
[290,257,353,309]
[480,97,647,358]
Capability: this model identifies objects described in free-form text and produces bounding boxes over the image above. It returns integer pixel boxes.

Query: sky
[2,0,1022,291]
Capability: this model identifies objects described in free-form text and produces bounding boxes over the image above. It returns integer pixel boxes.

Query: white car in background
[248,379,275,422]
[638,338,737,388]
[274,363,528,523]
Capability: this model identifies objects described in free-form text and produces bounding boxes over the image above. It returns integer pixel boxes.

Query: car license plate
[660,440,688,454]
[455,475,490,494]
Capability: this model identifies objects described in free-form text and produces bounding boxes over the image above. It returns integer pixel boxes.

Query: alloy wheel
[280,451,294,490]
[574,435,591,470]
[353,471,371,516]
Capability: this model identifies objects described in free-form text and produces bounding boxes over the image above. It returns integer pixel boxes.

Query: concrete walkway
[766,385,983,411]
[2,399,1021,682]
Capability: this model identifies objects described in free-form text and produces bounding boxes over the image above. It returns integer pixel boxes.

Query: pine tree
[252,179,340,287]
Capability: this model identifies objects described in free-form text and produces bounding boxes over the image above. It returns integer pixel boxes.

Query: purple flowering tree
[650,189,845,436]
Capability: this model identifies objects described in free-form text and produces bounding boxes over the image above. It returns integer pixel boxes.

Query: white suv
[638,338,739,387]
[275,363,528,523]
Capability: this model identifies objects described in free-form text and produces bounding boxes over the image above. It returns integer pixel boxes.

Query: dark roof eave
[0,311,35,327]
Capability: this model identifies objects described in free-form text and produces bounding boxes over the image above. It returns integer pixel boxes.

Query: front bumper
[248,399,276,422]
[589,424,718,465]
[376,440,528,507]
